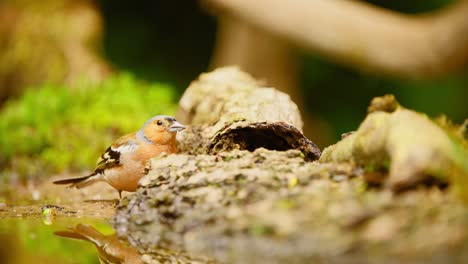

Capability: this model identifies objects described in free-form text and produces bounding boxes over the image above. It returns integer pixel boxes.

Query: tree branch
[204,0,468,78]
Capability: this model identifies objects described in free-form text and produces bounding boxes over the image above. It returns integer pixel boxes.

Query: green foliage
[0,73,177,181]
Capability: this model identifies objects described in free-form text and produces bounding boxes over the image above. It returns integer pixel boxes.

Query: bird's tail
[53,173,101,189]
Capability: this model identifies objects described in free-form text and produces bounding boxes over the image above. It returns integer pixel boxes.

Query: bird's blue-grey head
[137,115,185,142]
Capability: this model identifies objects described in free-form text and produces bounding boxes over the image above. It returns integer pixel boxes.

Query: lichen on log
[114,149,356,262]
[114,149,468,263]
[321,95,468,199]
[113,71,468,263]
[176,67,320,161]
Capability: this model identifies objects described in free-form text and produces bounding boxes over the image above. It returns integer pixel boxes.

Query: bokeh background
[98,0,468,144]
[0,0,467,184]
[0,1,467,263]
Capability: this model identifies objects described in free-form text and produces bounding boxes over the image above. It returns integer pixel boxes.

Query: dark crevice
[232,127,292,152]
[210,122,321,161]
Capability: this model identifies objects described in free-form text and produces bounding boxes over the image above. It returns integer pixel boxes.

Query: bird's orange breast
[134,142,177,161]
[105,142,177,192]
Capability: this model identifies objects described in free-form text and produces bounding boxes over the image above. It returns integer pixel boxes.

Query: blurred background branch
[204,0,468,78]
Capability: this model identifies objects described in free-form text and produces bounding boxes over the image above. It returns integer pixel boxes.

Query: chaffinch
[55,224,143,264]
[53,115,185,198]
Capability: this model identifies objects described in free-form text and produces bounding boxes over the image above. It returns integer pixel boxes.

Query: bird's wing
[94,133,138,174]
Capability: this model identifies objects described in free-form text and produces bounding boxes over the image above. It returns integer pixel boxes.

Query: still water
[0,180,144,264]
[0,216,135,264]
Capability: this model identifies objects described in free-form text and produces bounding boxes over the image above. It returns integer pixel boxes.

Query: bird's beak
[168,121,186,132]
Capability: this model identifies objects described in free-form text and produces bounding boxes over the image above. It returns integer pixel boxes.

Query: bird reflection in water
[54,224,143,264]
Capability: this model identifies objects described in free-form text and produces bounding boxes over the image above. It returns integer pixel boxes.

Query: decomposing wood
[321,95,468,199]
[115,149,468,263]
[176,66,321,161]
[113,70,468,263]
[203,0,468,78]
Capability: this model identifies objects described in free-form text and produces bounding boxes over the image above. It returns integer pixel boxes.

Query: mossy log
[176,67,320,161]
[113,71,468,263]
[321,95,468,200]
[114,149,468,264]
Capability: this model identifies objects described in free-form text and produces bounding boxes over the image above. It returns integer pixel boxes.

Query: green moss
[276,198,297,210]
[248,223,275,236]
[0,73,177,182]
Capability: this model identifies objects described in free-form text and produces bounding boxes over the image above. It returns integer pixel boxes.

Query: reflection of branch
[205,0,468,78]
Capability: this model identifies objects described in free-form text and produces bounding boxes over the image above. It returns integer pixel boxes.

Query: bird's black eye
[157,120,163,126]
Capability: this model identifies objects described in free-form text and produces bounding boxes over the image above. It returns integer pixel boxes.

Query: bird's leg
[118,190,122,199]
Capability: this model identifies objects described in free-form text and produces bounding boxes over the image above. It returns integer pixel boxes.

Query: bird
[53,115,185,198]
[55,224,143,264]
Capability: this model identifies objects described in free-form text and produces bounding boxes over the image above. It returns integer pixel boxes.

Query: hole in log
[233,126,291,152]
[210,122,321,161]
